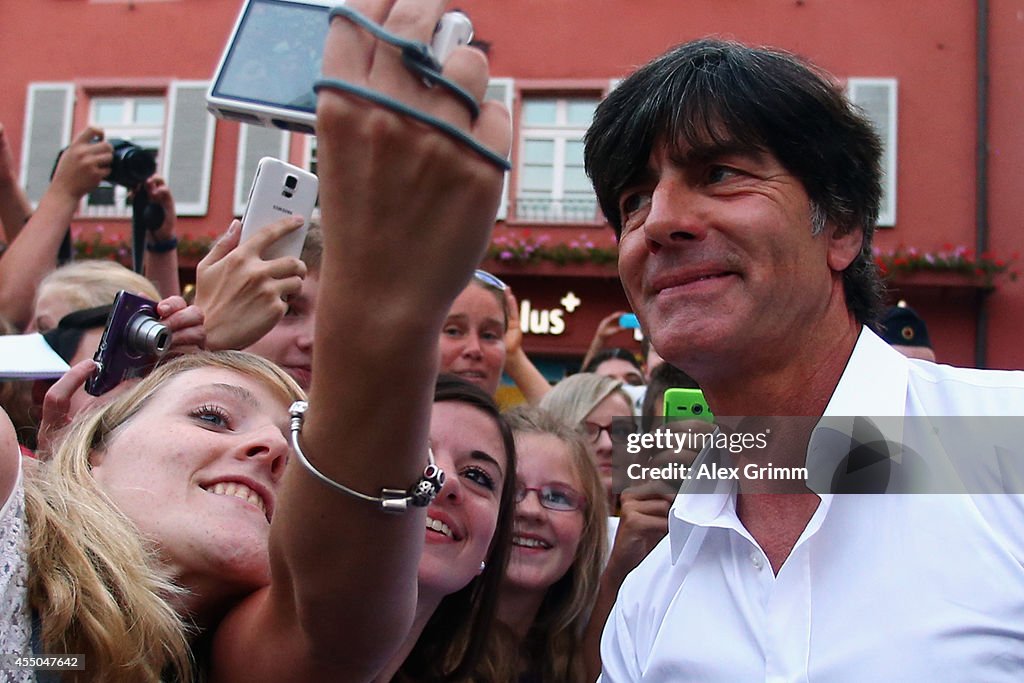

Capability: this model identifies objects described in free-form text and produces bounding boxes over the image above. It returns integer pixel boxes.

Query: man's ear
[826,224,864,273]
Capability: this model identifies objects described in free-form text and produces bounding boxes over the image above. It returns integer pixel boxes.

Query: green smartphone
[663,388,714,424]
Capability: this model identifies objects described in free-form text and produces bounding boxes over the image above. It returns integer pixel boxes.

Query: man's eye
[620,192,651,218]
[706,165,740,184]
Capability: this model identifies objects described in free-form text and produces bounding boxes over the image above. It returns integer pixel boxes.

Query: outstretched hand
[315,0,512,316]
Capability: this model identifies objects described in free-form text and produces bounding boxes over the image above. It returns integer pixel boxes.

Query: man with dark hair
[586,39,1024,681]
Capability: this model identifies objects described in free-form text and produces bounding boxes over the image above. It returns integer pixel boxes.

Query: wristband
[146,236,179,254]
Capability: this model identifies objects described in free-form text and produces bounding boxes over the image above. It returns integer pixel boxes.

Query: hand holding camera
[50,127,114,201]
[86,290,172,396]
[315,0,511,322]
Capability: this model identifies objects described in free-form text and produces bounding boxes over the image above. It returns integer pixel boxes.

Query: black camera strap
[131,189,149,274]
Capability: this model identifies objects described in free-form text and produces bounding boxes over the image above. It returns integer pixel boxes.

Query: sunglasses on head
[473,269,508,291]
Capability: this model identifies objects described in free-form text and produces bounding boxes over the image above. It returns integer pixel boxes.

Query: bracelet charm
[289,400,444,513]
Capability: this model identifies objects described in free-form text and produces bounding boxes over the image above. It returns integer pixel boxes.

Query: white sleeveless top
[0,460,36,682]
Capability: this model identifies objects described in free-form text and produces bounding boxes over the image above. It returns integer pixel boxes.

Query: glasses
[473,269,508,291]
[515,485,586,512]
[583,420,638,444]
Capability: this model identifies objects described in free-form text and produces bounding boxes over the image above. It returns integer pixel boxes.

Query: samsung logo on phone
[273,205,294,214]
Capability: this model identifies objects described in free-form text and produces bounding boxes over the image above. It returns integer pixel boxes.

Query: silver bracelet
[288,401,445,513]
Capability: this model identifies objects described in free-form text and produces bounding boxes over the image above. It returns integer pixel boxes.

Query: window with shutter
[19,83,75,206]
[847,78,898,227]
[164,81,215,217]
[234,125,291,216]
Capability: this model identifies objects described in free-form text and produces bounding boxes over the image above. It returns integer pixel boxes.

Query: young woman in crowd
[0,0,518,679]
[496,406,608,682]
[440,269,551,406]
[28,259,161,333]
[539,372,634,509]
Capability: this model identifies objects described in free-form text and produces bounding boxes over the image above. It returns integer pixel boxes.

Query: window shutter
[847,78,898,227]
[20,83,75,205]
[164,81,215,216]
[484,78,514,220]
[234,125,290,216]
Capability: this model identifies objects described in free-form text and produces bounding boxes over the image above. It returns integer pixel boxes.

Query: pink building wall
[1,0,1020,367]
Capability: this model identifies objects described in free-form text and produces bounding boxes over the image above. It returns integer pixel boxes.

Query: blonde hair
[539,372,632,426]
[36,260,160,315]
[25,351,304,682]
[502,406,609,683]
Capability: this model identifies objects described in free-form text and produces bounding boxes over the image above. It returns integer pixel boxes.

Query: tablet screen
[211,0,329,114]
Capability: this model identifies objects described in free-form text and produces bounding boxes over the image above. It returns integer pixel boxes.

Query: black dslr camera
[104,138,157,187]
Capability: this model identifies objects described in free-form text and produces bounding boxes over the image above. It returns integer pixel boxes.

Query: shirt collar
[668,326,912,563]
[822,326,909,418]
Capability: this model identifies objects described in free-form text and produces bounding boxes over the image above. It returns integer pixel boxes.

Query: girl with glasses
[539,372,635,509]
[496,406,608,683]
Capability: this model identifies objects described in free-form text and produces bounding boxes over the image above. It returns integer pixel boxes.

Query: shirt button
[751,553,764,570]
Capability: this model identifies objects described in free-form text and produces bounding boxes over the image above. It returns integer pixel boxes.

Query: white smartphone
[240,157,319,260]
[206,0,473,133]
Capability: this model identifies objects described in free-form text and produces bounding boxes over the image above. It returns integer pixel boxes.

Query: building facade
[1,0,1022,372]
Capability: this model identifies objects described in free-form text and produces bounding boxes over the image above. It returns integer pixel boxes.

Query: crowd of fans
[1,1,1019,682]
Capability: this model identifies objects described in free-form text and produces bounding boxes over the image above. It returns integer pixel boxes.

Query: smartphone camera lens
[692,404,703,415]
[283,174,298,198]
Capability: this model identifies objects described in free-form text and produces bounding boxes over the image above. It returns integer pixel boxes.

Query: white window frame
[485,78,514,220]
[847,77,898,227]
[516,96,600,222]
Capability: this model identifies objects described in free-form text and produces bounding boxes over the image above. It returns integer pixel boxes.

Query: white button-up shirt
[600,329,1024,682]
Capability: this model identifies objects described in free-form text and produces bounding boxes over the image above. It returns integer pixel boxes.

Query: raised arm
[141,176,181,297]
[503,286,552,405]
[0,127,111,329]
[210,1,511,680]
[0,123,33,244]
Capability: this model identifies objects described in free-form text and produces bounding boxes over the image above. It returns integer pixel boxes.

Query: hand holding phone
[240,157,318,260]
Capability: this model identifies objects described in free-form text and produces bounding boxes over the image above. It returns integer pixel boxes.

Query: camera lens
[126,312,172,357]
[107,139,157,187]
[284,175,298,189]
[692,404,703,415]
